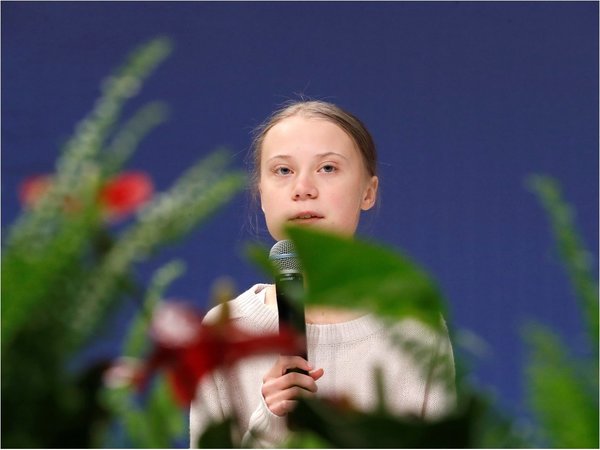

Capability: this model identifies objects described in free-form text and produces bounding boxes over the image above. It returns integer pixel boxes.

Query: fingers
[262,356,324,417]
[263,369,318,398]
[263,355,312,379]
[263,382,315,417]
[269,399,298,417]
[309,367,325,381]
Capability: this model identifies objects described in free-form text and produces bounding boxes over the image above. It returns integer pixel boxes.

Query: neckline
[231,284,386,345]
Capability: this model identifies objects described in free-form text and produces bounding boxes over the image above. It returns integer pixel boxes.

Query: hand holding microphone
[262,240,324,416]
[269,240,308,374]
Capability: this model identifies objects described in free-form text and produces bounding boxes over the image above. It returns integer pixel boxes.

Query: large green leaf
[289,395,470,448]
[285,226,447,331]
[289,390,531,449]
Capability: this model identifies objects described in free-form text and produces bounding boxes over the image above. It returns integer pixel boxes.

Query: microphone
[269,240,308,375]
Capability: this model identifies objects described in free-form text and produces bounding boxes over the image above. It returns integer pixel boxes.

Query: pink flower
[18,174,82,213]
[103,357,144,389]
[139,301,302,407]
[18,174,54,208]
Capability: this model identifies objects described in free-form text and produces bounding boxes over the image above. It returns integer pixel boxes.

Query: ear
[361,176,378,211]
[258,184,266,213]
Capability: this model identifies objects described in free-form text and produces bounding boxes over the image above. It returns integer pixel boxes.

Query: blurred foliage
[1,37,245,448]
[526,175,598,351]
[246,227,529,448]
[2,35,597,450]
[240,175,598,448]
[98,261,187,448]
[289,226,447,331]
[523,175,599,448]
[248,226,447,328]
[287,393,522,448]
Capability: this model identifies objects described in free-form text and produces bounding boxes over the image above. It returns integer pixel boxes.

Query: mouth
[290,212,324,223]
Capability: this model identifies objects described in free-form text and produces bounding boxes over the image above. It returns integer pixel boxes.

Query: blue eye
[320,164,336,173]
[275,166,291,175]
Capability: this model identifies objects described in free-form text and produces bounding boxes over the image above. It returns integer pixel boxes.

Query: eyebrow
[266,152,350,163]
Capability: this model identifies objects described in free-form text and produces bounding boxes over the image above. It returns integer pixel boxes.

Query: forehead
[261,116,358,157]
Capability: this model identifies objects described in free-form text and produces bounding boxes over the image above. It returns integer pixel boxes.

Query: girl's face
[258,116,378,241]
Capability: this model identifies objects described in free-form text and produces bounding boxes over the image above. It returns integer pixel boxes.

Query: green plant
[523,175,599,448]
[248,227,527,448]
[1,36,245,448]
[187,175,597,448]
[98,261,187,448]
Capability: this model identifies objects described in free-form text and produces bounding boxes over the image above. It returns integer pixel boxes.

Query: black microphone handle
[275,272,308,375]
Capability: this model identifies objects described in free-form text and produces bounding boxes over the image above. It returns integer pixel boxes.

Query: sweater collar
[229,284,386,345]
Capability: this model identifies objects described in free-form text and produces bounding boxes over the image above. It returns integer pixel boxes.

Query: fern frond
[122,260,186,358]
[102,101,170,176]
[66,151,245,348]
[524,324,599,448]
[527,174,599,352]
[5,37,173,251]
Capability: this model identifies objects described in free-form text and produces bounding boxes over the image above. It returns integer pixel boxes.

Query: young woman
[190,100,455,447]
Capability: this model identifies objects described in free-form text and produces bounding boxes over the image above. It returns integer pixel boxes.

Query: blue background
[3,1,598,422]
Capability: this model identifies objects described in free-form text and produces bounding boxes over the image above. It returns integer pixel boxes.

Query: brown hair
[249,100,378,198]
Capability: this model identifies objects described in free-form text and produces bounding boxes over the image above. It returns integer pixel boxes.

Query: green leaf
[527,174,599,353]
[244,241,278,278]
[123,260,186,357]
[288,396,471,448]
[289,392,529,449]
[102,101,170,176]
[283,430,331,448]
[197,418,236,448]
[286,226,447,331]
[6,37,173,251]
[145,376,185,447]
[67,150,245,348]
[523,324,599,448]
[1,205,101,350]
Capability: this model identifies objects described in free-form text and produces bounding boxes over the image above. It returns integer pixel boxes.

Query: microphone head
[269,240,302,273]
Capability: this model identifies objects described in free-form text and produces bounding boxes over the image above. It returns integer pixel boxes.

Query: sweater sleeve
[420,319,457,420]
[189,373,229,448]
[387,317,457,421]
[190,368,289,449]
[241,395,289,448]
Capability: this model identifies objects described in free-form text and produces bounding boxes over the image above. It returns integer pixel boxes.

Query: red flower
[18,171,153,221]
[139,302,302,407]
[99,171,153,220]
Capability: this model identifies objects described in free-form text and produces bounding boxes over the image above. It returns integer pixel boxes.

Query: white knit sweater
[189,284,455,447]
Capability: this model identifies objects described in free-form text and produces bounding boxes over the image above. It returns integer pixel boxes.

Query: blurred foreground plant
[1,36,245,448]
[4,35,594,449]
[140,174,594,448]
[523,175,598,448]
[247,227,527,448]
[275,178,598,448]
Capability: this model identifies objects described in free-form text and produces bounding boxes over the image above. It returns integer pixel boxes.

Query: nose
[292,174,318,200]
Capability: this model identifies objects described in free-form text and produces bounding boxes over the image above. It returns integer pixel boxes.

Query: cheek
[326,191,363,225]
[259,187,285,230]
[331,181,365,209]
[259,186,280,213]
